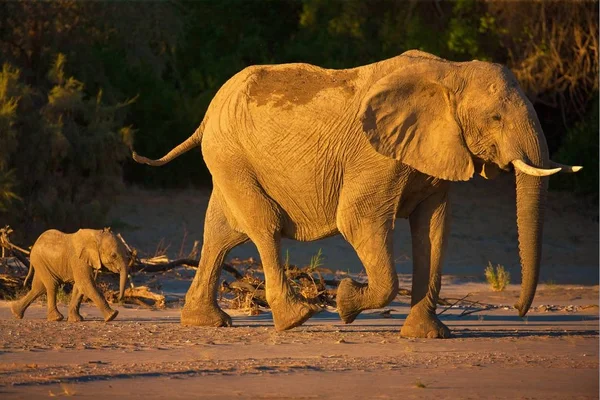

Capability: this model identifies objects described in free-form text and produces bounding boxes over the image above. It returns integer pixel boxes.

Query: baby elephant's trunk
[119,268,127,301]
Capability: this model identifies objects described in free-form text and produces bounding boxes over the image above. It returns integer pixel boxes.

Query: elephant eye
[111,253,117,259]
[491,114,502,121]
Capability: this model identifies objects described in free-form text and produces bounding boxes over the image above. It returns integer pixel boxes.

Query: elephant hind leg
[336,220,398,324]
[11,275,46,319]
[181,191,249,327]
[208,174,319,331]
[253,231,319,331]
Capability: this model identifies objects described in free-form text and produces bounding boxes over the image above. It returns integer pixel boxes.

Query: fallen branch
[0,226,30,255]
[222,280,268,308]
[105,286,166,309]
[437,293,473,316]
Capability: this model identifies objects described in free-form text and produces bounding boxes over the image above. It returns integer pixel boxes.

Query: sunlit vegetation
[0,0,597,241]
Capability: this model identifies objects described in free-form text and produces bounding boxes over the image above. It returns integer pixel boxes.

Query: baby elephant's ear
[77,237,102,270]
[359,68,474,181]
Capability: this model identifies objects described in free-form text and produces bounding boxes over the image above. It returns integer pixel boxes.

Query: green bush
[484,262,510,292]
[0,55,133,241]
[552,95,599,202]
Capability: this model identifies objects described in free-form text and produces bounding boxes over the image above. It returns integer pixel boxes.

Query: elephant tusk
[512,160,561,177]
[549,161,583,173]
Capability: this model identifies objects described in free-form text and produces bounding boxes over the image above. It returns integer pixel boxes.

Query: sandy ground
[0,294,598,399]
[1,176,598,399]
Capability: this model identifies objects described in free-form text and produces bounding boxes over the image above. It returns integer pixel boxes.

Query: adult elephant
[133,50,581,337]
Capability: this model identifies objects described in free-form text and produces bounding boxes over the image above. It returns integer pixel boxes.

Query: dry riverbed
[0,283,598,399]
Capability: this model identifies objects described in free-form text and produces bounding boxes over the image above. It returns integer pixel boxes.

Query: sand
[0,297,598,399]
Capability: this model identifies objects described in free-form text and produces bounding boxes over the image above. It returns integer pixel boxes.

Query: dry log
[105,286,166,308]
[134,258,199,273]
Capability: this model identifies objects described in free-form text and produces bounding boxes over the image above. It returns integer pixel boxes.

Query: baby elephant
[11,228,130,322]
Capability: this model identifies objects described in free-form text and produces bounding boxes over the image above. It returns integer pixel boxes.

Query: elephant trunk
[513,171,548,317]
[510,120,550,317]
[119,267,128,301]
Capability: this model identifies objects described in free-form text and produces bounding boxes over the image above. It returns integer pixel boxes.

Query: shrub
[484,262,510,292]
[552,95,599,202]
[0,55,133,242]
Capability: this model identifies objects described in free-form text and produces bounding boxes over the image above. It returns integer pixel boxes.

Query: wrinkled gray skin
[133,50,580,337]
[11,228,130,322]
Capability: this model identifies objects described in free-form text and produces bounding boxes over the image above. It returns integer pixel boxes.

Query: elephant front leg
[401,188,451,339]
[45,283,64,322]
[68,285,85,322]
[76,272,118,322]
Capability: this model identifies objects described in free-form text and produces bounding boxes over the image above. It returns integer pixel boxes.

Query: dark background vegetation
[0,0,597,241]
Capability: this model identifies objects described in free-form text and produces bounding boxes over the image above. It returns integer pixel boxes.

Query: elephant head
[78,228,131,301]
[359,51,582,317]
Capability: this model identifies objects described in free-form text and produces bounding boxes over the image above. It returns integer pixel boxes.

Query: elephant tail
[23,264,33,288]
[132,120,205,167]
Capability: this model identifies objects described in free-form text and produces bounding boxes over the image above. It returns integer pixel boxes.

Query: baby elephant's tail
[132,122,205,167]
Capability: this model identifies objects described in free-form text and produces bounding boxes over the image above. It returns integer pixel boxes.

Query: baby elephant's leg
[68,285,85,322]
[11,275,45,319]
[45,282,64,321]
[77,273,118,322]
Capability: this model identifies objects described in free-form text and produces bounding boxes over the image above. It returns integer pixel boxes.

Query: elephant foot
[400,308,451,339]
[10,302,25,320]
[104,309,119,322]
[68,313,84,323]
[47,310,64,322]
[181,305,232,327]
[270,296,320,331]
[336,278,366,324]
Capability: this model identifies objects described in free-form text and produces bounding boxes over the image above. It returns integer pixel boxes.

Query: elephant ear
[77,233,102,270]
[359,68,474,181]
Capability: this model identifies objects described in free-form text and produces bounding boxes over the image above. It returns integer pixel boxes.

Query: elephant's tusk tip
[548,161,584,173]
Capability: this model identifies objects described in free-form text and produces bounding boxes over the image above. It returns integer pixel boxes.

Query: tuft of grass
[307,248,323,273]
[414,379,426,389]
[484,262,510,292]
[49,383,76,397]
[56,284,71,304]
[545,280,557,289]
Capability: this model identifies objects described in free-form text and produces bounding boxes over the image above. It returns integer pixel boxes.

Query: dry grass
[414,379,426,389]
[49,383,76,397]
[220,251,337,314]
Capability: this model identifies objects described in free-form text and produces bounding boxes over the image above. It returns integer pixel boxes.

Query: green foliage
[0,0,597,229]
[484,262,510,292]
[552,95,599,200]
[0,55,133,240]
[0,64,22,211]
[307,248,324,272]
